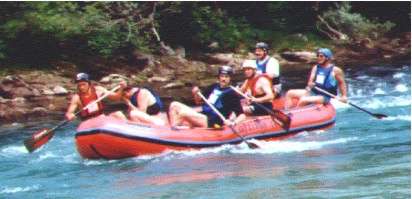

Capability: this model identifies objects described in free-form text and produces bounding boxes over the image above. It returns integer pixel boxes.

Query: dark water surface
[1,65,410,199]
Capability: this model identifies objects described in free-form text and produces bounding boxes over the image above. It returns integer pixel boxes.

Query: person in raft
[168,65,246,128]
[65,73,126,121]
[254,42,282,97]
[120,84,166,126]
[284,48,348,109]
[239,59,275,116]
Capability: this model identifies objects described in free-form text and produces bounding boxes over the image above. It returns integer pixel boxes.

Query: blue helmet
[317,48,333,60]
[75,73,90,82]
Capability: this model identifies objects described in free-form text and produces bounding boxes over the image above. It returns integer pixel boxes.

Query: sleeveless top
[79,85,104,120]
[313,64,338,95]
[130,87,164,114]
[256,58,280,85]
[244,75,272,97]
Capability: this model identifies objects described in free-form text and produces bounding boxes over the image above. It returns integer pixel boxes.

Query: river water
[1,65,410,199]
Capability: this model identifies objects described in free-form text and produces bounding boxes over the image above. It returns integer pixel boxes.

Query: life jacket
[79,85,104,120]
[201,85,232,119]
[313,64,338,95]
[130,87,164,112]
[256,57,280,85]
[244,74,273,97]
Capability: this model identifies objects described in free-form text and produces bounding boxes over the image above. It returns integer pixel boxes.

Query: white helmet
[242,60,257,69]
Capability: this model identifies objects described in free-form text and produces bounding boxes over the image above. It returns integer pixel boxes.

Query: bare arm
[334,67,348,102]
[306,65,317,90]
[65,95,80,120]
[192,86,203,105]
[96,86,122,101]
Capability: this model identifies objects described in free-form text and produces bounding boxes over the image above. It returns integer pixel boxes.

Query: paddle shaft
[29,85,121,144]
[229,85,290,129]
[196,91,258,148]
[229,86,274,113]
[313,86,387,118]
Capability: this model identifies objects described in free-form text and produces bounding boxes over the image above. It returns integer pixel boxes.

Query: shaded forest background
[0,1,409,69]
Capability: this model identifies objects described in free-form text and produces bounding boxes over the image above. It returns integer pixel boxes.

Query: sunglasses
[317,54,325,58]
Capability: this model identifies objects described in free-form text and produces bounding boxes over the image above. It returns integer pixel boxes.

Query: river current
[0,65,410,199]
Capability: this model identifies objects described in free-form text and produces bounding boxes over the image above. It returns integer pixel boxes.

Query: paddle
[229,86,291,130]
[196,91,259,149]
[24,85,121,153]
[313,86,388,119]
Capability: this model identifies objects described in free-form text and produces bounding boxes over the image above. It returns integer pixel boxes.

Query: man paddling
[254,42,282,97]
[65,73,126,121]
[239,60,275,116]
[284,48,348,109]
[168,66,246,128]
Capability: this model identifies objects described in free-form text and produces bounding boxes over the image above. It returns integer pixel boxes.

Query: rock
[42,89,55,95]
[280,51,316,63]
[53,85,68,95]
[100,74,129,84]
[162,82,185,89]
[175,46,186,58]
[131,50,155,68]
[31,107,48,116]
[0,75,37,99]
[204,53,234,64]
[291,33,308,42]
[48,104,56,111]
[148,76,170,83]
[208,42,219,50]
[12,97,26,104]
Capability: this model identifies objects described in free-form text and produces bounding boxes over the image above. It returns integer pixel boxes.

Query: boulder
[100,74,129,84]
[280,51,316,63]
[204,53,234,64]
[53,85,68,95]
[0,75,37,99]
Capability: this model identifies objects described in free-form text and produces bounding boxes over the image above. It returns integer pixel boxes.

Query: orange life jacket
[79,85,104,120]
[244,74,273,97]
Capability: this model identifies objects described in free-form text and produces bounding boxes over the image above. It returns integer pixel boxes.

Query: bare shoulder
[70,93,81,104]
[333,66,344,74]
[257,76,271,85]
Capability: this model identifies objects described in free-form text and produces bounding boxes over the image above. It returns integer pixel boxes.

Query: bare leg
[285,89,308,109]
[109,111,128,120]
[168,101,208,128]
[129,109,166,126]
[297,95,325,107]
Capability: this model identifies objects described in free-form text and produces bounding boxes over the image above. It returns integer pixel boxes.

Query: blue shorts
[309,91,331,104]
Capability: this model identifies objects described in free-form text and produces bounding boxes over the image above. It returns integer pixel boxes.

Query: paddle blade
[24,128,55,153]
[374,113,388,119]
[246,141,260,149]
[272,110,291,130]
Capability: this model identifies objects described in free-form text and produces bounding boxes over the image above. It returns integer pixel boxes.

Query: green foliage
[271,32,332,52]
[190,5,254,51]
[0,1,405,64]
[320,2,395,40]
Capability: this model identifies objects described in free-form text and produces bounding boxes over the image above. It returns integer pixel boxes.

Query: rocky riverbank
[0,33,410,124]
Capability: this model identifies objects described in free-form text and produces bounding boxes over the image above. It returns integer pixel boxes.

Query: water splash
[0,185,39,194]
[395,84,409,93]
[0,145,28,157]
[382,115,411,121]
[230,137,358,154]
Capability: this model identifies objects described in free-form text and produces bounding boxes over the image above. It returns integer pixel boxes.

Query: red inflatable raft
[75,101,336,159]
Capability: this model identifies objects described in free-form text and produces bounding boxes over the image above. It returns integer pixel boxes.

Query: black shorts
[147,103,161,115]
[250,102,273,116]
